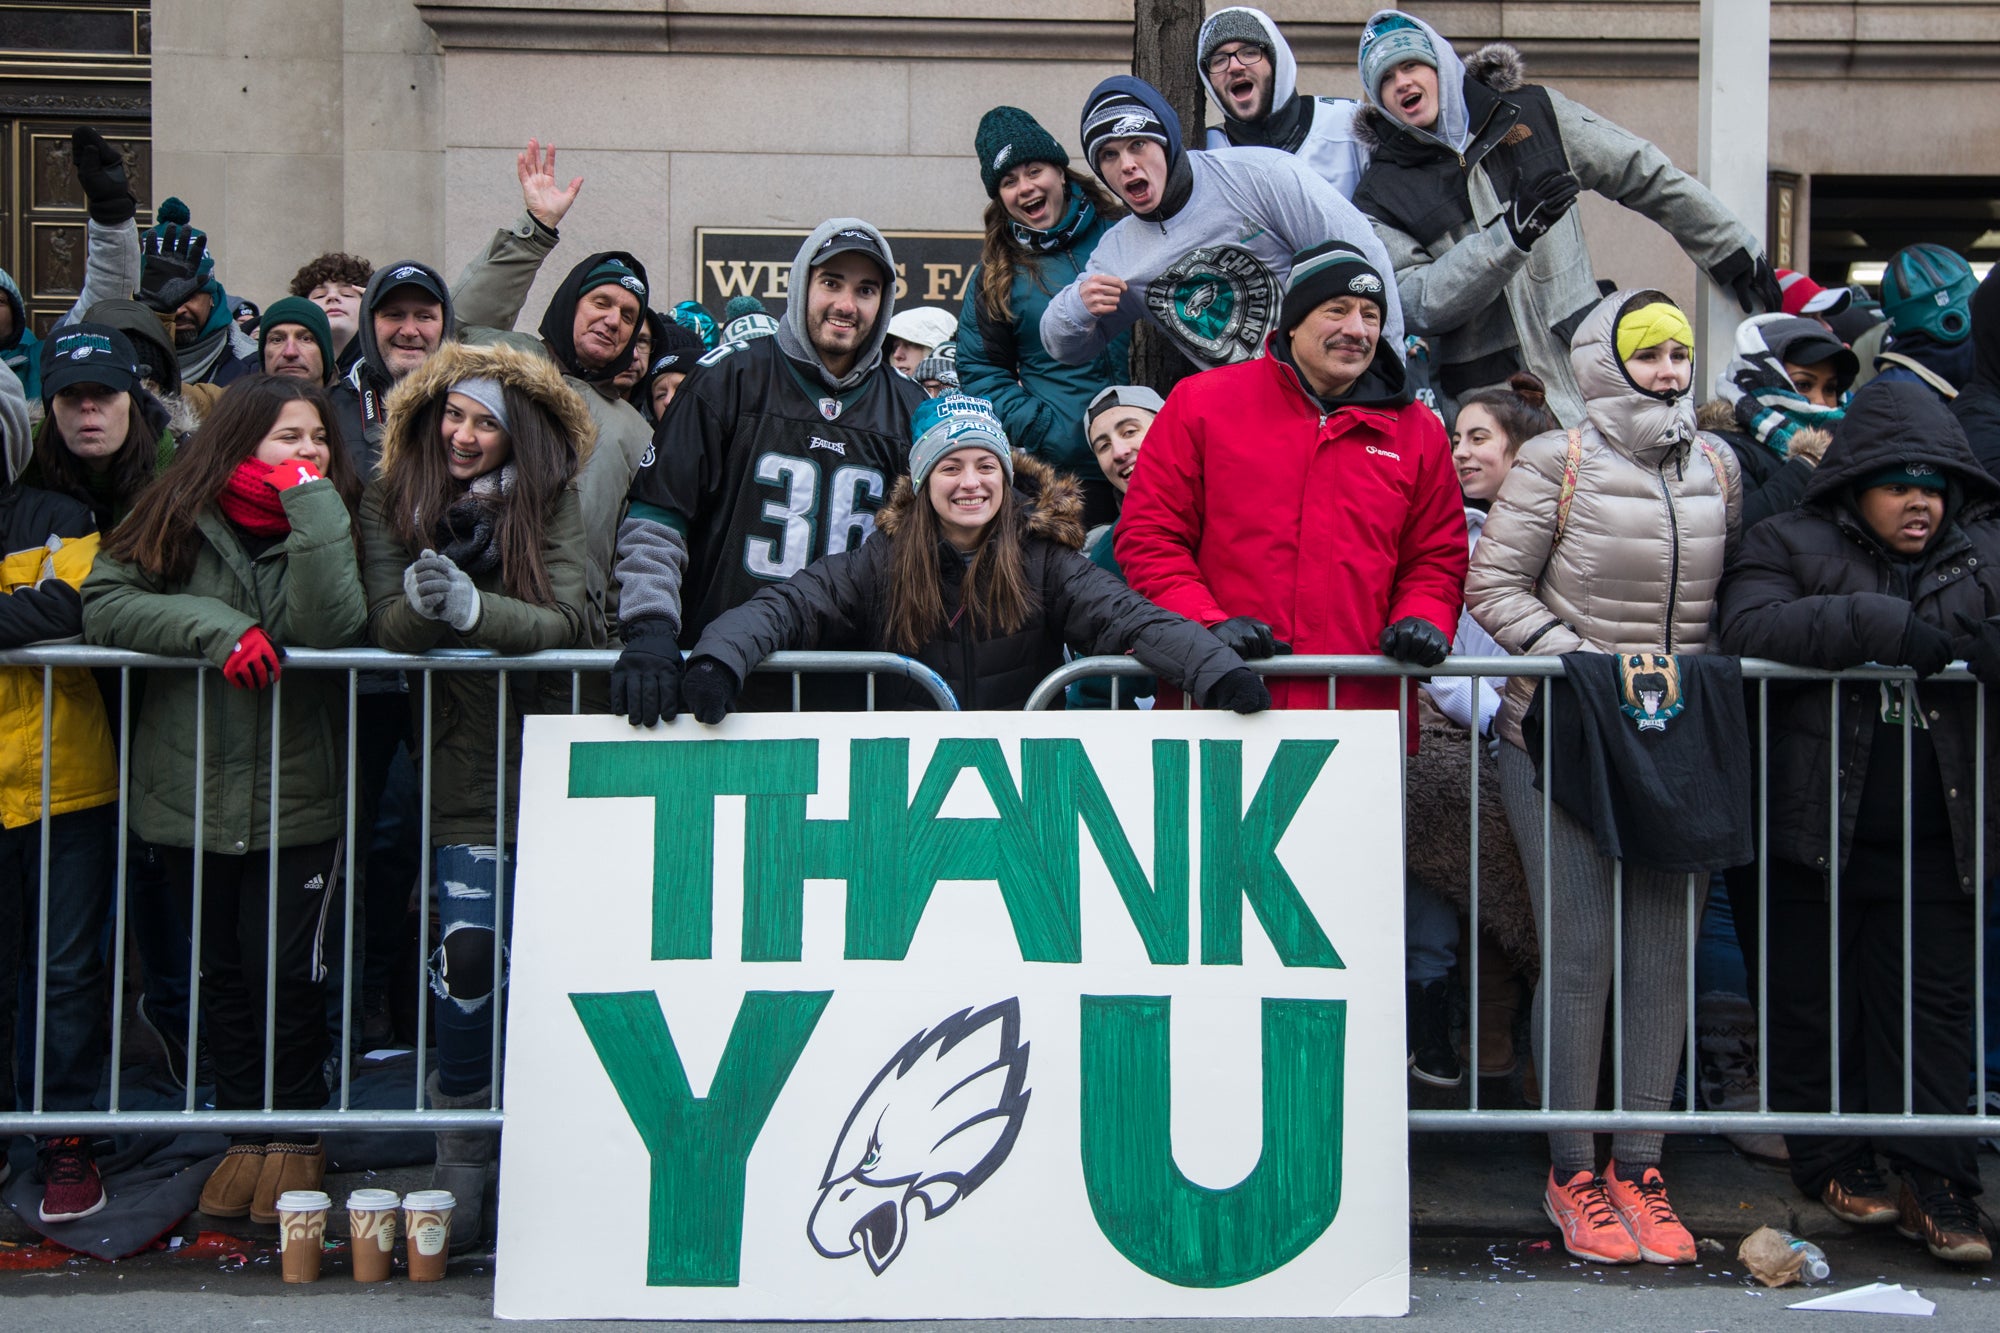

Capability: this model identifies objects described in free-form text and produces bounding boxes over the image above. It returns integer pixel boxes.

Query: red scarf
[216,458,292,536]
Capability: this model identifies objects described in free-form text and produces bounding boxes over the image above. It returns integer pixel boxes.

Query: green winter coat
[363,341,595,846]
[80,480,368,852]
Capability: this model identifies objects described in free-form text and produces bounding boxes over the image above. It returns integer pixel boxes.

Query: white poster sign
[496,711,1408,1319]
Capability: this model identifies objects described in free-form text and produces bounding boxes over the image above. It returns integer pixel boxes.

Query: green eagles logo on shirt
[1145,244,1277,366]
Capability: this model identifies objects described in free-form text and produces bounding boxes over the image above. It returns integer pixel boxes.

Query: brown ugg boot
[197,1142,266,1218]
[1471,934,1525,1078]
[249,1137,325,1224]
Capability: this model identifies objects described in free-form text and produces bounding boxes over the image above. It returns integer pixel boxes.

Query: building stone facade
[149,1,2000,328]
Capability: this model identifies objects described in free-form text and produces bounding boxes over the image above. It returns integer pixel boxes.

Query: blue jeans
[1405,880,1459,984]
[431,844,515,1098]
[3,804,116,1118]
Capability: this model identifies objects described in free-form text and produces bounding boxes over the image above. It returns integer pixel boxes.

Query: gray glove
[404,548,481,633]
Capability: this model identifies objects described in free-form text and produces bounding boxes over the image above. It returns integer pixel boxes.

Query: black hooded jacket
[1950,266,2000,479]
[537,250,647,389]
[1720,381,2000,890]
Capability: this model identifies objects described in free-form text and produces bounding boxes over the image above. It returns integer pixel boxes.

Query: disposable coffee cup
[402,1188,456,1281]
[346,1188,400,1283]
[278,1189,332,1284]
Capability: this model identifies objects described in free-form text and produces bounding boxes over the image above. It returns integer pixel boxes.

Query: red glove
[222,626,283,689]
[264,459,324,491]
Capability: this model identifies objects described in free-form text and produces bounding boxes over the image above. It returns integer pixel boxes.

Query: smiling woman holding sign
[677,394,1269,716]
[362,341,595,1251]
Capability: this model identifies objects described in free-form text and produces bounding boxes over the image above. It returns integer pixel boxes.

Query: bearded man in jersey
[611,219,929,725]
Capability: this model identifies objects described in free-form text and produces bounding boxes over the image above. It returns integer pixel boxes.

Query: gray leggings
[1497,741,1706,1172]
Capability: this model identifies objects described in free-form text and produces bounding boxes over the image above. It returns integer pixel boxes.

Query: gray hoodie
[775,218,900,393]
[1040,147,1403,372]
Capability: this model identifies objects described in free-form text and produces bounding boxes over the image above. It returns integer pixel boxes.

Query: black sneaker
[133,993,188,1091]
[1407,978,1463,1088]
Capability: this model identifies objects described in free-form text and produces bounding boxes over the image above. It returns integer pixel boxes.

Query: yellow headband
[1615,302,1694,362]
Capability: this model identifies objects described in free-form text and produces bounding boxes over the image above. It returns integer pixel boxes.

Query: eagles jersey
[626,333,927,645]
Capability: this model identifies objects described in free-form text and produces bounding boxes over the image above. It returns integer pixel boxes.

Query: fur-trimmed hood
[377,340,596,481]
[872,450,1085,551]
[1352,38,1524,151]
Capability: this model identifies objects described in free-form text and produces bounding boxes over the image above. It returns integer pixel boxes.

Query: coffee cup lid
[277,1189,332,1210]
[402,1188,457,1210]
[347,1188,401,1209]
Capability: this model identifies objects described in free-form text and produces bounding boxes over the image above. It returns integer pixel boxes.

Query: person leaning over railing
[360,341,595,1253]
[674,395,1269,718]
[1718,380,1998,1267]
[80,374,368,1227]
[0,359,120,1226]
[1465,290,1740,1268]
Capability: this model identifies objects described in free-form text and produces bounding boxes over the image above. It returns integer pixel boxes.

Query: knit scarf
[1007,189,1097,255]
[430,463,515,576]
[216,458,292,536]
[1717,322,1846,459]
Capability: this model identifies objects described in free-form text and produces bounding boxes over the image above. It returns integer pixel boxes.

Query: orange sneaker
[1603,1160,1698,1264]
[1544,1166,1640,1264]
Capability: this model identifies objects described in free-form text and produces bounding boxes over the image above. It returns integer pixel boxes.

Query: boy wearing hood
[1117,240,1465,724]
[612,219,928,725]
[1197,6,1368,199]
[1350,9,1776,427]
[1041,75,1401,374]
[1720,381,2000,1266]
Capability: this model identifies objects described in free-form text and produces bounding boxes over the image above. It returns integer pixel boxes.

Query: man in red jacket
[1116,240,1467,723]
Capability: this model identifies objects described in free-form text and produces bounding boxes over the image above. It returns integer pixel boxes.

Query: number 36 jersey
[625,333,927,642]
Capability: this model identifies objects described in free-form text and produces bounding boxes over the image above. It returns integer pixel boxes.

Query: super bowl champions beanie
[909,394,1013,488]
[975,107,1070,199]
[1279,241,1389,334]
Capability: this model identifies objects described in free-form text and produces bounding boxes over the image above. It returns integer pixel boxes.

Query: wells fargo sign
[497,712,1409,1319]
[695,228,983,314]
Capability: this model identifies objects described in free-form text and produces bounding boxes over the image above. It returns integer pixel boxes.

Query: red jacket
[1116,344,1468,729]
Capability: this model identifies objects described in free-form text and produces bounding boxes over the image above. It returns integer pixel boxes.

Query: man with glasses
[1198,6,1368,199]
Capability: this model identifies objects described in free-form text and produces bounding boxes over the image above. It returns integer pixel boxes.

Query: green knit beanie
[975,106,1069,198]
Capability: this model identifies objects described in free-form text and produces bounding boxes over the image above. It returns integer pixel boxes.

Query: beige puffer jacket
[1465,290,1742,750]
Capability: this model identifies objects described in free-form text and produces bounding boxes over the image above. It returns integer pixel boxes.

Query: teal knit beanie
[975,107,1069,198]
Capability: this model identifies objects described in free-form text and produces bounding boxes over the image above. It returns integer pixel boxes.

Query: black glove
[1380,616,1450,667]
[1953,612,2000,687]
[1504,168,1580,251]
[681,657,740,726]
[1209,616,1291,660]
[1711,248,1784,315]
[70,127,135,226]
[609,620,684,727]
[138,224,209,314]
[1203,666,1272,714]
[1899,613,1955,679]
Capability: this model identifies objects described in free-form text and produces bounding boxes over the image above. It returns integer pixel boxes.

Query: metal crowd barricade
[0,644,954,1137]
[1032,653,1996,1140]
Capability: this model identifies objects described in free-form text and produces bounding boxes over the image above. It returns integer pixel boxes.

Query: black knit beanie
[1279,241,1388,335]
[975,106,1069,198]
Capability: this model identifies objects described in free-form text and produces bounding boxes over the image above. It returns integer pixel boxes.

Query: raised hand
[517,138,583,231]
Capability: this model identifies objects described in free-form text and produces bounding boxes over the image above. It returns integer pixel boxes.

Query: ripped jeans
[431,844,515,1098]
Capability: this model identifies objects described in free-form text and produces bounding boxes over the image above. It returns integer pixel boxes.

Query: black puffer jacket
[1719,381,2000,890]
[686,454,1246,710]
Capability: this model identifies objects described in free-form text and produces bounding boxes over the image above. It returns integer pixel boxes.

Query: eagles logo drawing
[1618,653,1684,733]
[807,999,1031,1275]
[1144,244,1277,366]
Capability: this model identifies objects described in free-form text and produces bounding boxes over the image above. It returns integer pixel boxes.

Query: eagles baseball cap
[39,323,141,404]
[371,261,447,309]
[808,222,894,281]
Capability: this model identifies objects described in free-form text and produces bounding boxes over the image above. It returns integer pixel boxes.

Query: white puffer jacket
[1465,290,1742,750]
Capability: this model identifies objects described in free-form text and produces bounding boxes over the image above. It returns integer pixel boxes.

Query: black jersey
[627,334,927,647]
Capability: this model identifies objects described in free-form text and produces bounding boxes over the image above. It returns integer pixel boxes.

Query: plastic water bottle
[1775,1231,1831,1283]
